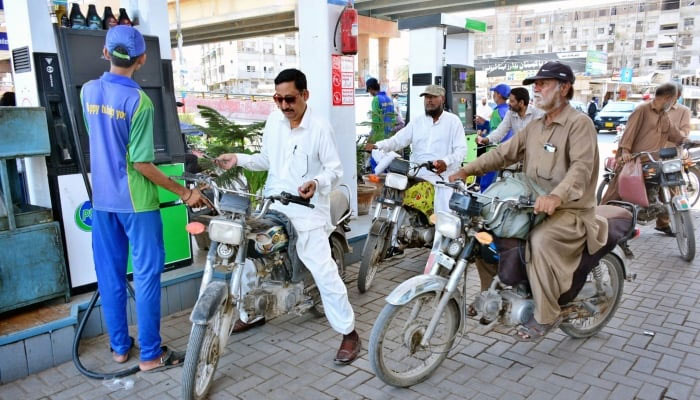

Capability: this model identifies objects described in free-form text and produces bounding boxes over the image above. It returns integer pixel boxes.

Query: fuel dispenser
[6,1,191,290]
[398,14,481,164]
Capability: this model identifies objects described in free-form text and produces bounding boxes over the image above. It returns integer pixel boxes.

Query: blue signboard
[620,67,633,83]
[328,0,353,5]
[0,33,7,51]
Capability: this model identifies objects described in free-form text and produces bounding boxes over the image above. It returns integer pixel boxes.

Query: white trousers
[239,226,355,335]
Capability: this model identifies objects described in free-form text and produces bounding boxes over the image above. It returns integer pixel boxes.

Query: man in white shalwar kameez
[366,84,467,219]
[217,69,360,365]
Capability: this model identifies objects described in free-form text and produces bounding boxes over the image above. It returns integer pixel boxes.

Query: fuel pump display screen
[450,67,475,93]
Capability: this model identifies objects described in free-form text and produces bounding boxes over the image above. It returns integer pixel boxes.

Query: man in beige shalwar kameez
[450,62,608,340]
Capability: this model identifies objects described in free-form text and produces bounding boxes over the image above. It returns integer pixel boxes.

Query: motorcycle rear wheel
[560,254,624,339]
[369,292,460,387]
[674,210,695,262]
[358,226,390,293]
[596,179,609,205]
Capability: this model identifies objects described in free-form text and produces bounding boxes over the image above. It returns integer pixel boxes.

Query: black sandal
[140,346,186,373]
[110,336,135,364]
[467,303,478,317]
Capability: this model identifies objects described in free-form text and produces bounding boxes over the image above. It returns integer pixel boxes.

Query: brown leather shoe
[334,331,361,365]
[231,317,265,334]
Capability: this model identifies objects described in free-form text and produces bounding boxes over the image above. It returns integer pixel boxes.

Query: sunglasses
[273,93,302,105]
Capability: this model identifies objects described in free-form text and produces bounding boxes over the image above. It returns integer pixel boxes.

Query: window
[524,36,532,43]
[539,33,546,40]
[635,39,642,50]
[583,29,589,36]
[596,44,604,51]
[647,58,653,66]
[572,28,577,38]
[681,56,692,66]
[685,18,694,29]
[609,24,615,34]
[646,40,654,48]
[487,25,494,30]
[539,50,545,54]
[662,0,679,10]
[636,20,644,33]
[516,34,521,43]
[633,57,640,68]
[598,27,605,34]
[525,19,533,26]
[657,61,673,70]
[607,42,614,52]
[570,45,577,51]
[681,36,693,46]
[218,65,225,74]
[574,12,580,21]
[660,24,678,31]
[599,9,607,17]
[246,65,256,72]
[540,17,548,24]
[581,45,588,51]
[638,3,645,12]
[659,42,674,48]
[611,6,617,15]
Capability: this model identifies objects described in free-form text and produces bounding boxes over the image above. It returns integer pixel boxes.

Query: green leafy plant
[194,105,267,195]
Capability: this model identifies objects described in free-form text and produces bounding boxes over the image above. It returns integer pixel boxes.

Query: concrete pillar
[378,37,389,88]
[298,0,357,212]
[122,0,172,60]
[358,33,370,88]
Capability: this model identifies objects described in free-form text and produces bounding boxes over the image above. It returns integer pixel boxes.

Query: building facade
[475,0,700,80]
[199,33,299,94]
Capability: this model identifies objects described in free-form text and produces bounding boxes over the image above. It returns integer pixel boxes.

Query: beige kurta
[600,101,686,204]
[463,104,607,324]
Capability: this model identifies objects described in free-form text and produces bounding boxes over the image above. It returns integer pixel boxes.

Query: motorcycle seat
[330,184,351,226]
[494,205,633,305]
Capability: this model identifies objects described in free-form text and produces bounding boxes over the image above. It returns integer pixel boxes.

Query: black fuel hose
[71,284,140,379]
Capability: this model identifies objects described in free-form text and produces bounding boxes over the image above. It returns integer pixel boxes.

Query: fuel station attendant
[80,26,207,372]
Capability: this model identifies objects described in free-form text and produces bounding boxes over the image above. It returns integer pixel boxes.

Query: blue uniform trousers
[92,209,164,361]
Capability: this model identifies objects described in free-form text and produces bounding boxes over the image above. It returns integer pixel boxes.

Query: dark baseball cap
[105,25,146,60]
[366,77,380,91]
[523,61,575,85]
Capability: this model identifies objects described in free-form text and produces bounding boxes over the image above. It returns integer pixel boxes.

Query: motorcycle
[180,173,351,400]
[368,181,637,387]
[597,145,696,261]
[358,154,439,293]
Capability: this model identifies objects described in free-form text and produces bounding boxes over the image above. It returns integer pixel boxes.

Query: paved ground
[1,210,699,400]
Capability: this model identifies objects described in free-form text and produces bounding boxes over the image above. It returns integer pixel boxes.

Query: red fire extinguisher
[339,2,358,55]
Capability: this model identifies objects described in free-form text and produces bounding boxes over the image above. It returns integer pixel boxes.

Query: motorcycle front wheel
[358,224,390,293]
[182,291,228,400]
[674,210,695,261]
[560,253,624,338]
[369,292,460,387]
[685,166,700,207]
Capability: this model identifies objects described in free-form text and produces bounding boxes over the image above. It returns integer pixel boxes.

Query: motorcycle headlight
[208,219,244,245]
[436,211,461,239]
[385,172,408,190]
[662,160,682,174]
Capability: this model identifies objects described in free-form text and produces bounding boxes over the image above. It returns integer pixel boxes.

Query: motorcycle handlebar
[272,192,315,208]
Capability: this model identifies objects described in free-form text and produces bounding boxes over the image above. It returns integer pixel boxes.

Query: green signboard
[465,19,487,33]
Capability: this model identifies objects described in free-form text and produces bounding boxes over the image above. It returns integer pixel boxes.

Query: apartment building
[475,0,700,79]
[200,33,299,94]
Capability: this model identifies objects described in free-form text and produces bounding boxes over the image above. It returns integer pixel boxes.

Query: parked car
[594,101,640,133]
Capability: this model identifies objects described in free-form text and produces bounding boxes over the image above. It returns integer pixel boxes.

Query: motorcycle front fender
[386,274,461,306]
[370,216,393,236]
[672,195,691,212]
[190,280,228,325]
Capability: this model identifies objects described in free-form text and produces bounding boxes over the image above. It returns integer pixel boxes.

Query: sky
[452,0,632,18]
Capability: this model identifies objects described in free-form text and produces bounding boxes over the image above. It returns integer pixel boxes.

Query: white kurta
[235,107,354,334]
[374,110,467,213]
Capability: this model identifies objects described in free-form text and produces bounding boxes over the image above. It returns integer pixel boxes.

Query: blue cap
[489,83,511,99]
[105,25,146,60]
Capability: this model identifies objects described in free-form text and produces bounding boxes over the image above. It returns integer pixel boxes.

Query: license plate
[435,252,456,270]
[605,122,614,128]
